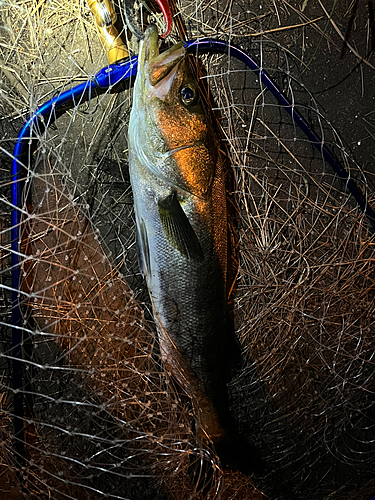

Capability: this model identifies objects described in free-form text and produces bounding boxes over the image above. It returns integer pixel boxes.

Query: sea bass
[128,25,242,455]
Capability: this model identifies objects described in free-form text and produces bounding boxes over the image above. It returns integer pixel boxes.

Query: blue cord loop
[10,38,375,471]
[94,55,138,87]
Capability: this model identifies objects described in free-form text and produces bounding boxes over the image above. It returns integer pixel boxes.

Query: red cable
[155,0,172,38]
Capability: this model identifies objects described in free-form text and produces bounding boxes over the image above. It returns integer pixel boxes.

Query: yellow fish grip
[87,0,129,64]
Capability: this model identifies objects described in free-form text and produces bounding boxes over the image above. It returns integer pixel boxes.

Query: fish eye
[180,84,198,106]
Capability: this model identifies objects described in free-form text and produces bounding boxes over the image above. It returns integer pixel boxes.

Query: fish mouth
[140,24,185,92]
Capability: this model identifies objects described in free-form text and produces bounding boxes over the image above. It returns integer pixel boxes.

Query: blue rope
[10,38,375,472]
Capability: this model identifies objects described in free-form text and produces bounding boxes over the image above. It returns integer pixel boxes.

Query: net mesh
[1,0,375,498]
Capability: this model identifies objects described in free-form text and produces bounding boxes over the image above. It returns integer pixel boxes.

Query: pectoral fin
[158,193,204,262]
[136,219,150,278]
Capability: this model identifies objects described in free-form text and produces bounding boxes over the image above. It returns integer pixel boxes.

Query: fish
[128,24,263,472]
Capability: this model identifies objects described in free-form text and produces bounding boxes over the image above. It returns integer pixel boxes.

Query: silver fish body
[128,25,241,446]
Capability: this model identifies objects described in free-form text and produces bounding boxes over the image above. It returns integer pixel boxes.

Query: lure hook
[123,0,172,40]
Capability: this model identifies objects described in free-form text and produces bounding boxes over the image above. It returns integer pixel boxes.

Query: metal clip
[123,0,172,39]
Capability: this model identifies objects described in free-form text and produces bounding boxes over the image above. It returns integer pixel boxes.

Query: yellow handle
[87,0,129,64]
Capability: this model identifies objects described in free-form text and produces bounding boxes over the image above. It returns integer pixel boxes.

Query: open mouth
[141,25,185,87]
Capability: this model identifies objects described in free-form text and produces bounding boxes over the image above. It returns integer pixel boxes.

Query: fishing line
[10,35,375,479]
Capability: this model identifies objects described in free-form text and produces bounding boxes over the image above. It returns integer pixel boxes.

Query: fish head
[131,24,218,196]
[137,24,202,113]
